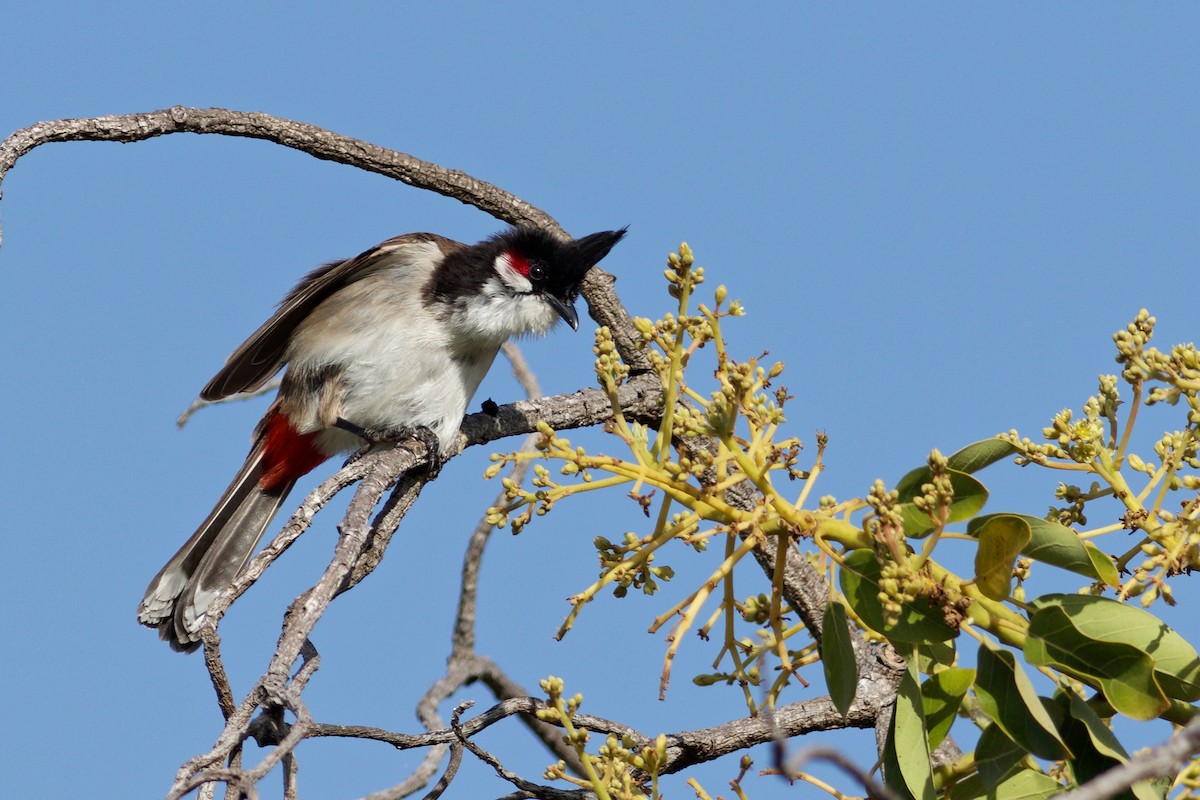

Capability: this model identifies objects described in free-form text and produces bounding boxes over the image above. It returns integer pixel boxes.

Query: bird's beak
[546,293,580,331]
[546,227,626,332]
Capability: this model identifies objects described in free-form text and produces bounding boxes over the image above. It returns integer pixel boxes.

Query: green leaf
[1083,541,1120,587]
[821,599,858,717]
[966,513,1110,582]
[895,466,989,537]
[1025,606,1171,719]
[945,767,1060,800]
[921,668,974,750]
[975,723,1026,786]
[1053,690,1165,800]
[1031,595,1200,704]
[994,769,1064,800]
[915,639,958,672]
[839,550,958,644]
[946,438,1019,474]
[973,515,1032,600]
[974,638,1071,760]
[881,729,913,800]
[951,767,1063,800]
[885,659,934,800]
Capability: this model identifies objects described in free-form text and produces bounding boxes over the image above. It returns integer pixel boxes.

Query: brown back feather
[200,233,457,400]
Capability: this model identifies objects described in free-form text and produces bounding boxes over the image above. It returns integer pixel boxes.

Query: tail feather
[138,436,294,652]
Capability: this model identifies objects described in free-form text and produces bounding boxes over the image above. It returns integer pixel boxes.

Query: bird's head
[430,226,626,341]
[489,226,627,331]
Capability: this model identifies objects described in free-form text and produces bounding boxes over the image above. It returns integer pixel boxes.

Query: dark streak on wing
[200,233,459,400]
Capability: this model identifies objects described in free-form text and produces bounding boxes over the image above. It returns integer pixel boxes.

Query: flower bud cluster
[664,242,702,300]
[865,480,930,626]
[912,449,953,526]
[1096,374,1121,425]
[997,429,1069,466]
[591,532,676,598]
[1113,309,1157,384]
[483,423,586,533]
[1049,480,1103,527]
[1001,311,1200,609]
[1119,495,1200,607]
[1042,407,1106,463]
[738,593,773,624]
[593,325,629,387]
[538,676,661,799]
[866,480,905,547]
[1115,310,1200,425]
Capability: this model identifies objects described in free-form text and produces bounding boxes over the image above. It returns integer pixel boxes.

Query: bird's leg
[333,417,370,439]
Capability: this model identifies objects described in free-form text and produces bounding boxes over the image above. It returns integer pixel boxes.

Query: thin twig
[177,380,281,429]
[775,744,899,800]
[451,702,595,800]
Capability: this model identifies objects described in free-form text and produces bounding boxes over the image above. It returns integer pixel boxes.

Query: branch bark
[0,106,560,239]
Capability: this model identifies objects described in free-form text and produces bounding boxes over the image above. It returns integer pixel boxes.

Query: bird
[138,225,626,651]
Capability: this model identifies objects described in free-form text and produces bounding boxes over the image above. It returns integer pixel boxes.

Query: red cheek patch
[506,249,531,277]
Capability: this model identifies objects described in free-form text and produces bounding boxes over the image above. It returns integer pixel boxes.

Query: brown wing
[200,233,457,400]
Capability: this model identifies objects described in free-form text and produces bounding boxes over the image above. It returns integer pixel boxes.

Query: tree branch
[0,106,560,242]
[1,107,882,799]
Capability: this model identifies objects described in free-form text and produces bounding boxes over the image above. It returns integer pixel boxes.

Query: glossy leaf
[952,769,1063,800]
[974,637,1071,760]
[821,599,858,717]
[965,513,1112,583]
[1054,690,1164,800]
[839,550,958,644]
[1025,606,1171,719]
[881,729,912,800]
[1083,541,1120,587]
[991,769,1064,800]
[946,438,1019,474]
[1031,594,1200,704]
[916,639,958,672]
[975,722,1025,786]
[973,514,1031,600]
[895,467,989,537]
[921,667,974,750]
[885,659,934,800]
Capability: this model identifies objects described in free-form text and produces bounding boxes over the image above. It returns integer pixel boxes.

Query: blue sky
[2,4,1197,798]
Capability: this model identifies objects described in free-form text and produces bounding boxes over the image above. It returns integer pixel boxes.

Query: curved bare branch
[0,106,561,241]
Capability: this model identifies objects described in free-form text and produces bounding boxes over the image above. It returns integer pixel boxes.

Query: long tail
[139,407,326,652]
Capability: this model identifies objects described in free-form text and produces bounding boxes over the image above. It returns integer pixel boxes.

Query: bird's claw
[335,417,441,475]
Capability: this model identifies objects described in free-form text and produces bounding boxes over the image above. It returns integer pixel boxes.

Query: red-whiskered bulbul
[138,226,626,651]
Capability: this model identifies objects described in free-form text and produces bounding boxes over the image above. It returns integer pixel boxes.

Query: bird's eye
[528,262,546,281]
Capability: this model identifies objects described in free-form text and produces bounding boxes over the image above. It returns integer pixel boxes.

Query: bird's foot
[334,418,441,475]
[407,426,443,477]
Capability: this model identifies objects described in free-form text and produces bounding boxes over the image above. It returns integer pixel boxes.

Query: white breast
[282,244,563,455]
[286,244,499,452]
